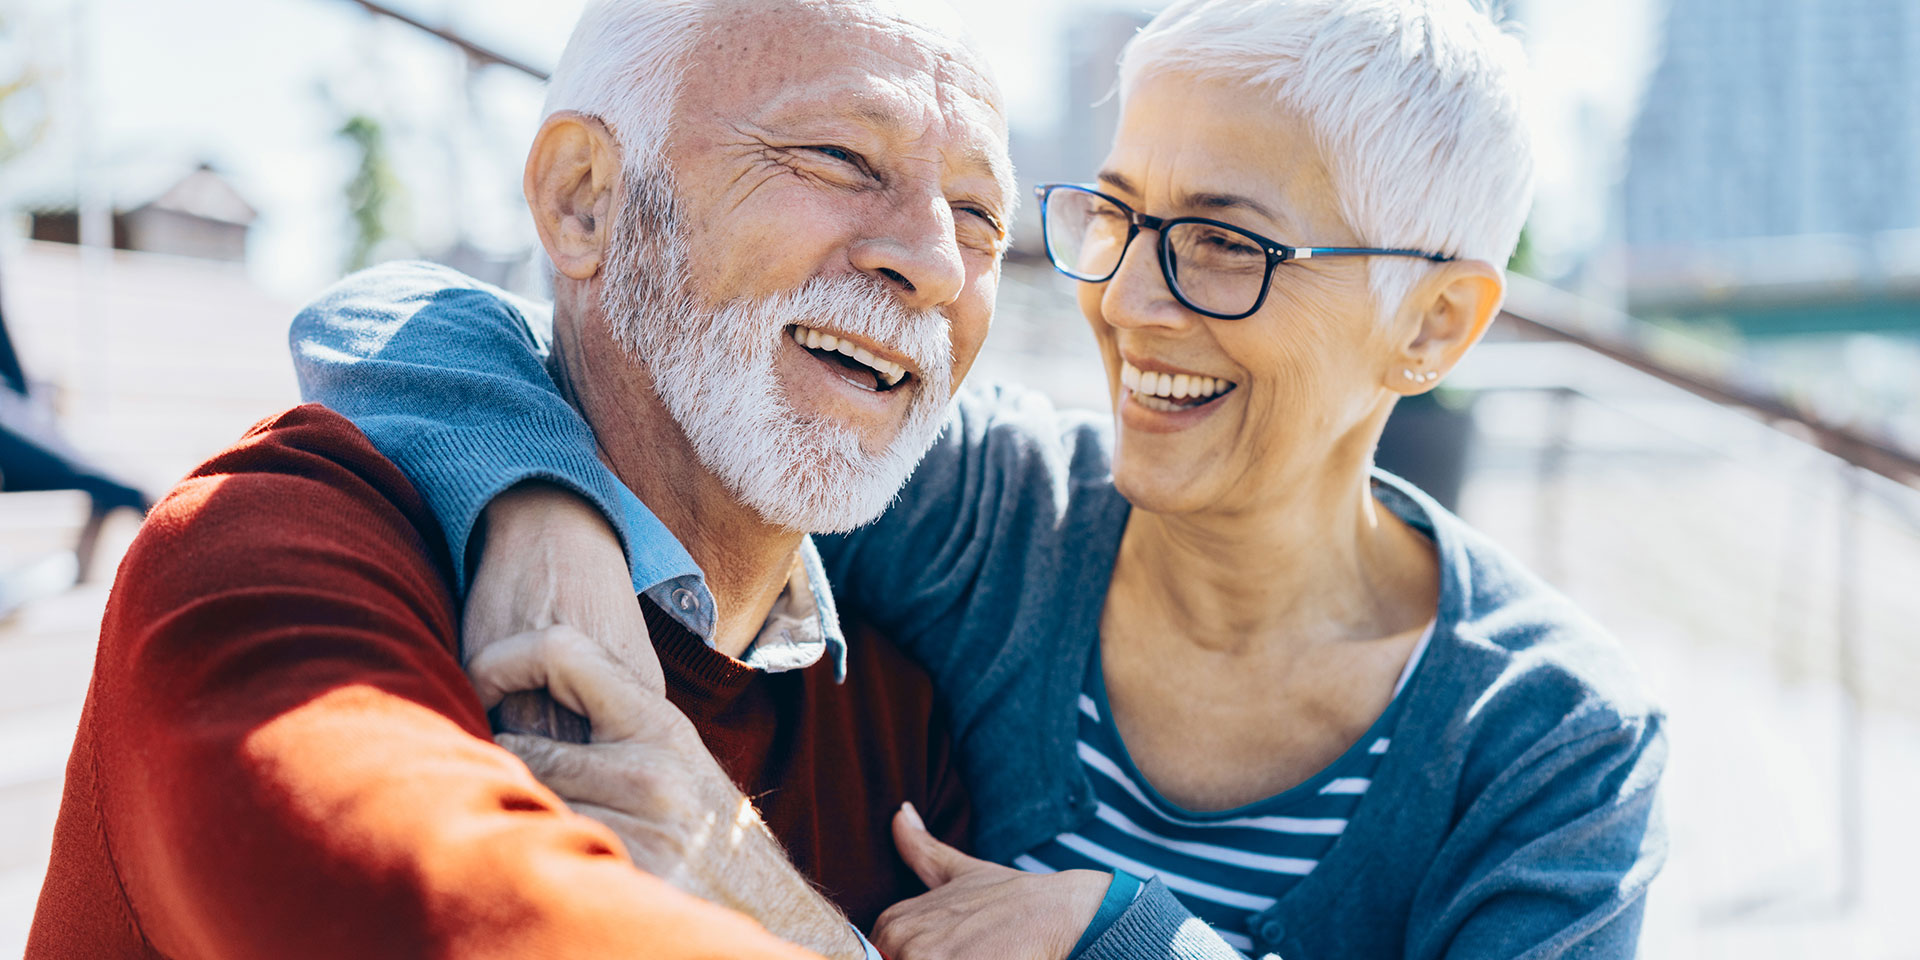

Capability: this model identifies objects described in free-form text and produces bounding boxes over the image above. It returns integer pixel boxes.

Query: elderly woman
[293,1,1664,958]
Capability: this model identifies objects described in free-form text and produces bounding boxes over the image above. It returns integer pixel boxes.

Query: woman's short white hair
[1118,0,1534,320]
[540,0,710,174]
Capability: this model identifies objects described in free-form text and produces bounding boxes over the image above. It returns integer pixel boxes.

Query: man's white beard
[599,172,955,533]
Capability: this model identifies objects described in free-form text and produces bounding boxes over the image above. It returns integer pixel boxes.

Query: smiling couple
[29,1,1664,958]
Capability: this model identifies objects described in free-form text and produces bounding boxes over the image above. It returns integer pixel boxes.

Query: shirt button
[672,588,697,611]
[1258,918,1286,945]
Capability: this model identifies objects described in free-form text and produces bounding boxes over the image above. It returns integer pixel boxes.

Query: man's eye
[954,208,1005,251]
[957,206,997,228]
[808,146,859,165]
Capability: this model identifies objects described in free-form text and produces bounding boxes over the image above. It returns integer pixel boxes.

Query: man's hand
[875,804,1110,960]
[469,481,660,740]
[468,623,867,960]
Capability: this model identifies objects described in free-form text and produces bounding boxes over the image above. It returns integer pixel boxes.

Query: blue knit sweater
[291,262,1668,960]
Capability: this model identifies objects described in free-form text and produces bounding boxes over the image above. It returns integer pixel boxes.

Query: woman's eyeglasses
[1034,183,1454,321]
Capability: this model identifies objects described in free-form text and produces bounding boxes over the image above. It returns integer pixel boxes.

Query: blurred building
[1622,0,1920,333]
[25,163,257,263]
[1007,10,1150,257]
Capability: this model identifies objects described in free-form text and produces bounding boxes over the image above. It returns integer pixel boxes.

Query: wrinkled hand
[469,623,711,862]
[875,804,1110,960]
[468,481,659,740]
[470,622,865,960]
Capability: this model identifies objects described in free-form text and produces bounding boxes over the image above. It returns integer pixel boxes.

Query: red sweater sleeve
[29,405,818,960]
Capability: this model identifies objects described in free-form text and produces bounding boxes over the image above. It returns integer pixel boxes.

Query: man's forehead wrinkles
[927,80,1012,202]
[684,0,1012,209]
[750,81,938,142]
[781,2,1002,113]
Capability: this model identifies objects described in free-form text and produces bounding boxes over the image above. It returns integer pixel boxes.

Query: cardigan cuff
[1075,877,1261,960]
[1067,870,1143,959]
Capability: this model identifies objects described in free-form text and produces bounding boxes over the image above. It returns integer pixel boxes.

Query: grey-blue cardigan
[292,262,1669,960]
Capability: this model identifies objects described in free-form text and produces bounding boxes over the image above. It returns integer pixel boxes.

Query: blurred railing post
[1535,387,1577,585]
[1836,464,1864,911]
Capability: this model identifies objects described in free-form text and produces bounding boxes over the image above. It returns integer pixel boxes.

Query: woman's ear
[1386,259,1505,394]
[524,111,624,282]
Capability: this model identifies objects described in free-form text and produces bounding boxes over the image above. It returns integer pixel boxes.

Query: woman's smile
[1116,357,1240,434]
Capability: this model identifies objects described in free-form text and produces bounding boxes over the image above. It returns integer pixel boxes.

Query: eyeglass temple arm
[1289,246,1456,263]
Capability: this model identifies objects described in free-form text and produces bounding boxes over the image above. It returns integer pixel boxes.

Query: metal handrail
[1500,275,1920,491]
[344,0,550,80]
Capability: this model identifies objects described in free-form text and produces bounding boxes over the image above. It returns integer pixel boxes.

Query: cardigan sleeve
[815,384,1106,662]
[1410,707,1668,960]
[64,405,818,960]
[1077,705,1666,960]
[290,261,629,595]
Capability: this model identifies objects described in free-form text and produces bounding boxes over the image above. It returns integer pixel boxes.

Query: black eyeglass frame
[1034,182,1456,321]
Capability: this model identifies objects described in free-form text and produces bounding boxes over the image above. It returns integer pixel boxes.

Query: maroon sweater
[30,405,966,958]
[646,601,970,930]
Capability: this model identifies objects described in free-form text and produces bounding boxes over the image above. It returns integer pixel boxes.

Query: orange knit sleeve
[49,405,818,960]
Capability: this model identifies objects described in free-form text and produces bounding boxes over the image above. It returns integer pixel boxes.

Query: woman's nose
[1099,231,1192,332]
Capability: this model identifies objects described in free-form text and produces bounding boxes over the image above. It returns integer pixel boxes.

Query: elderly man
[26,0,1013,957]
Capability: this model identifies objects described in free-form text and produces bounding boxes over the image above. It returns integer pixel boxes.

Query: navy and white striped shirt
[1018,624,1433,953]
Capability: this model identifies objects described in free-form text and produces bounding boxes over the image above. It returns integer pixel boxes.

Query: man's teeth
[792,325,908,387]
[1120,360,1235,403]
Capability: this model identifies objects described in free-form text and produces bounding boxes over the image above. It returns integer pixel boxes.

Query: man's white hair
[540,0,709,173]
[1118,0,1534,320]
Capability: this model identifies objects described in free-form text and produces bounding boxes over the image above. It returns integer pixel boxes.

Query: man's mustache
[757,274,952,384]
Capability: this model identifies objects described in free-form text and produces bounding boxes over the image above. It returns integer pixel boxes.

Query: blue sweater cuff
[1068,869,1143,959]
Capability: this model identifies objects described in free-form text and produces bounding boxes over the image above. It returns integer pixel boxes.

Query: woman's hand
[875,804,1111,960]
[467,482,660,739]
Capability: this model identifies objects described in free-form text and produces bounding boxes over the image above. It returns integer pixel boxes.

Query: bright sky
[2,0,1662,300]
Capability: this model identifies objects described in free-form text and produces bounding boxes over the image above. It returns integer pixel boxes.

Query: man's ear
[524,111,624,282]
[1385,259,1505,394]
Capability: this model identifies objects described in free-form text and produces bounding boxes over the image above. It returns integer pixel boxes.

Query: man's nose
[848,193,967,312]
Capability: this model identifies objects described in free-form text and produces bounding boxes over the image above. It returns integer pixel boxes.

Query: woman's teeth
[792,325,907,387]
[1120,360,1235,410]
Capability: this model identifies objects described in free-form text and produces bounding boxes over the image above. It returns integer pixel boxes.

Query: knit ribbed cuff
[1076,878,1257,960]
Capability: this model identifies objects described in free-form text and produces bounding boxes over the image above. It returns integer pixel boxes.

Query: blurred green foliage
[338,113,399,273]
[1507,224,1536,277]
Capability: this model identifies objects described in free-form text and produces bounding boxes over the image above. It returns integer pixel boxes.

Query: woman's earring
[1402,369,1418,381]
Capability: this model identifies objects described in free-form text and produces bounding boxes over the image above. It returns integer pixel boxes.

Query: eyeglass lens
[1044,187,1269,317]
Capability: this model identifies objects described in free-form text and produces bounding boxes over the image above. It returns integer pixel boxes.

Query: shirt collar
[618,488,847,683]
[735,537,849,682]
